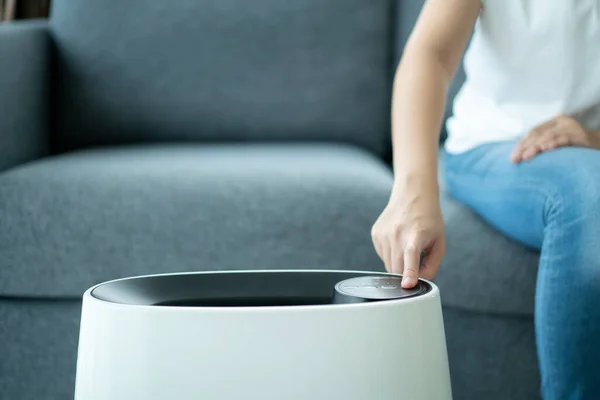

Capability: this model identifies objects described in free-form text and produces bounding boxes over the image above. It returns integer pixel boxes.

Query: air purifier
[74,270,452,399]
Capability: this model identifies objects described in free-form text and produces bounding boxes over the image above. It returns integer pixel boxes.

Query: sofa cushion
[0,144,392,297]
[437,153,539,316]
[49,0,394,155]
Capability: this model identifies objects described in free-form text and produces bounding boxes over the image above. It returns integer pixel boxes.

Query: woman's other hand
[511,115,600,163]
[371,181,445,289]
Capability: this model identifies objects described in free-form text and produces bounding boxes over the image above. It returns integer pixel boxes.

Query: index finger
[511,119,557,162]
[510,137,528,163]
[511,131,537,163]
[402,242,422,288]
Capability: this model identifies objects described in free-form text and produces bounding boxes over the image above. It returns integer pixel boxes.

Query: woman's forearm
[389,0,480,198]
[391,49,451,197]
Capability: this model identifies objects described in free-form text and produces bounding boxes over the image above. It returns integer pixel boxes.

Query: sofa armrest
[0,20,50,173]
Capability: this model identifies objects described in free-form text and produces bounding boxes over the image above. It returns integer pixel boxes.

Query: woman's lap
[443,140,600,399]
[443,140,600,249]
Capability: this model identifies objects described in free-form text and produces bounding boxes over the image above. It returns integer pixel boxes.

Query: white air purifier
[74,270,453,400]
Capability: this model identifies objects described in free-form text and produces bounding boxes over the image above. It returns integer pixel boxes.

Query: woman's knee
[544,157,600,224]
[543,166,600,280]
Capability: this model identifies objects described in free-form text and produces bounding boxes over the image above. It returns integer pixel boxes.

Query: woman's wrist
[391,170,439,200]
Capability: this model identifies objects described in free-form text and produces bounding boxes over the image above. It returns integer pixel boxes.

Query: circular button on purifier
[333,276,429,304]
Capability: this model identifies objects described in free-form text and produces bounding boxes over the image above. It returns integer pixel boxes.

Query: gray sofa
[0,1,540,399]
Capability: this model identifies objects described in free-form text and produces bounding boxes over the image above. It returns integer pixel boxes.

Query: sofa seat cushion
[0,143,392,297]
[437,153,539,317]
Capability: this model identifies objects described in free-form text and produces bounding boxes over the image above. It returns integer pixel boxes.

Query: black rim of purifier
[90,270,432,307]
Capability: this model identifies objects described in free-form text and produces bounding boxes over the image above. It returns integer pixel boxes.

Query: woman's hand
[511,115,600,163]
[371,181,445,288]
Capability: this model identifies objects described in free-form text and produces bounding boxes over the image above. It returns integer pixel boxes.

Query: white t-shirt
[444,0,600,154]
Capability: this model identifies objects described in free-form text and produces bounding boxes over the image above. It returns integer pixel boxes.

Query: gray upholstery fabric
[0,20,50,173]
[437,153,539,316]
[49,0,394,155]
[0,300,81,400]
[0,144,392,297]
[443,307,540,400]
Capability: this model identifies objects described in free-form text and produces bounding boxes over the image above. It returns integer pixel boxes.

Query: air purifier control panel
[333,276,430,304]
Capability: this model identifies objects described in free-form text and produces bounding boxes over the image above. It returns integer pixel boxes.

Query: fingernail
[402,277,416,287]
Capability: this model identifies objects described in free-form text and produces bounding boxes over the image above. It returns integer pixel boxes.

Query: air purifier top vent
[90,270,431,307]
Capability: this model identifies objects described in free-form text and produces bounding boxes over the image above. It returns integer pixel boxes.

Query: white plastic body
[74,271,452,400]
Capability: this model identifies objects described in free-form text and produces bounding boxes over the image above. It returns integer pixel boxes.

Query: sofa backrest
[49,0,398,155]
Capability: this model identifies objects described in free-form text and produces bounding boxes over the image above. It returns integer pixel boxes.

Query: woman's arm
[393,0,480,186]
[372,0,480,287]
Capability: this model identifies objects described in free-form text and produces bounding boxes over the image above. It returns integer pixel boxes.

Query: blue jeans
[444,140,600,400]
